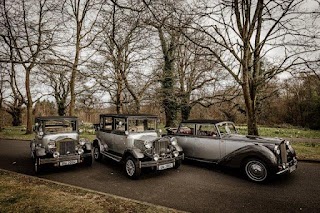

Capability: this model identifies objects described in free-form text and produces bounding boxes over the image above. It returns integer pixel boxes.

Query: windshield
[128,118,157,133]
[43,119,77,134]
[216,122,237,135]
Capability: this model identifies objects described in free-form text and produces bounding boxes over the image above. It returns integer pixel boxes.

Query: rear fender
[92,138,104,151]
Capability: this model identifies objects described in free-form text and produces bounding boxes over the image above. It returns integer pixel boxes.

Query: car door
[97,116,114,151]
[112,117,127,154]
[173,123,197,157]
[191,124,221,161]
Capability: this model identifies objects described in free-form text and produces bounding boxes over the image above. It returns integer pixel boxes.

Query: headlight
[144,141,153,149]
[274,145,280,155]
[38,131,44,137]
[170,137,178,146]
[48,141,56,149]
[78,148,84,155]
[153,154,159,161]
[173,151,179,157]
[79,138,87,146]
[53,151,60,158]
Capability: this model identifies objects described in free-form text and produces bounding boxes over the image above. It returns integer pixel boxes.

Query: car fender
[123,148,144,159]
[92,138,104,151]
[35,147,46,157]
[85,142,92,151]
[173,144,183,152]
[218,144,278,171]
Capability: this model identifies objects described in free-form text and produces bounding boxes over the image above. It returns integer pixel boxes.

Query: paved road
[0,139,320,213]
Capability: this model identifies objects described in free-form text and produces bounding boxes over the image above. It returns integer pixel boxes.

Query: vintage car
[167,120,298,182]
[93,114,184,179]
[30,116,92,173]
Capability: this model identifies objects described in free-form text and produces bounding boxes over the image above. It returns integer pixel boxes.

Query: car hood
[42,133,78,143]
[225,134,284,145]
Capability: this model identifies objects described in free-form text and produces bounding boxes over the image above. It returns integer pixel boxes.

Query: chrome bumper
[140,154,184,168]
[277,158,298,175]
[39,153,91,165]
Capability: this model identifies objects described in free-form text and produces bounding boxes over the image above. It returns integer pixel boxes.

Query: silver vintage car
[93,114,184,179]
[30,116,92,173]
[167,119,298,182]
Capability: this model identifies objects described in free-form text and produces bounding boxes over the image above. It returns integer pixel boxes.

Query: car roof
[99,114,158,119]
[35,116,78,121]
[181,119,224,124]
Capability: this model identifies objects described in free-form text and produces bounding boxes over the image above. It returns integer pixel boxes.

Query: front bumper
[140,154,184,168]
[276,157,298,175]
[39,152,92,166]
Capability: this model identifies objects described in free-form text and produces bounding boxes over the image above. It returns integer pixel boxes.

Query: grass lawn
[0,170,179,213]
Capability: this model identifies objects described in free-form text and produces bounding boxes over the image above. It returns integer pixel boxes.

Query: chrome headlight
[79,138,87,146]
[153,154,159,161]
[78,148,84,155]
[53,151,60,158]
[173,151,179,157]
[48,141,56,149]
[170,137,178,146]
[144,141,153,149]
[274,145,280,155]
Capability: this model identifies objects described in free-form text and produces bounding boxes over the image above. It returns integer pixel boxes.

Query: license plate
[158,163,174,170]
[60,160,78,166]
[289,165,296,173]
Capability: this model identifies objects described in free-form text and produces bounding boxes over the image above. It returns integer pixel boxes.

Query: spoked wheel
[34,157,42,174]
[93,146,102,162]
[125,156,141,179]
[174,160,181,169]
[83,156,93,166]
[244,158,268,182]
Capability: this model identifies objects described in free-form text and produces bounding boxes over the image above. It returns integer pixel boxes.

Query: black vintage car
[167,120,298,182]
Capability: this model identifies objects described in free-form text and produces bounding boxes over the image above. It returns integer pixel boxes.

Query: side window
[102,117,113,131]
[114,118,126,132]
[177,123,195,135]
[196,124,218,137]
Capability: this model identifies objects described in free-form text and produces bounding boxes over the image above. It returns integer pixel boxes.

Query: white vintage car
[30,116,92,173]
[93,114,184,179]
[167,119,298,182]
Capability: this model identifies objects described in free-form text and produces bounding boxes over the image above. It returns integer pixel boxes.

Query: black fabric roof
[35,116,78,120]
[181,119,223,124]
[99,114,158,118]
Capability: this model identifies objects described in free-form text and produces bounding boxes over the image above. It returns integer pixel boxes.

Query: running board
[101,151,122,162]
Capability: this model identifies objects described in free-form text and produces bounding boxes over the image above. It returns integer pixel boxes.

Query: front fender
[85,142,92,151]
[124,148,144,159]
[218,145,278,170]
[35,147,46,157]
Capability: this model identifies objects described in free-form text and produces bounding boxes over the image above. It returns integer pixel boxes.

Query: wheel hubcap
[245,160,267,182]
[94,148,99,159]
[126,160,135,176]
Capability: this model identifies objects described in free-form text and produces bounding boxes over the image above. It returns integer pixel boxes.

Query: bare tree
[61,0,103,116]
[1,0,58,133]
[180,0,320,135]
[91,1,153,113]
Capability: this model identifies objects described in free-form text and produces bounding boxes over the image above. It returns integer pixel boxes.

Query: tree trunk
[25,69,33,134]
[181,104,191,121]
[11,108,22,126]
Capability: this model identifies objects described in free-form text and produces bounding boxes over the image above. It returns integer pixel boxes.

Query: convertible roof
[35,116,78,121]
[181,119,223,124]
[100,114,158,118]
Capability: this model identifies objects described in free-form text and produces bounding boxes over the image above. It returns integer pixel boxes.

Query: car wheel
[174,160,181,169]
[125,156,141,179]
[243,158,268,182]
[83,156,93,166]
[93,146,102,162]
[34,158,42,174]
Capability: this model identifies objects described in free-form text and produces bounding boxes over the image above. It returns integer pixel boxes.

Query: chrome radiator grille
[154,140,170,155]
[58,140,76,155]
